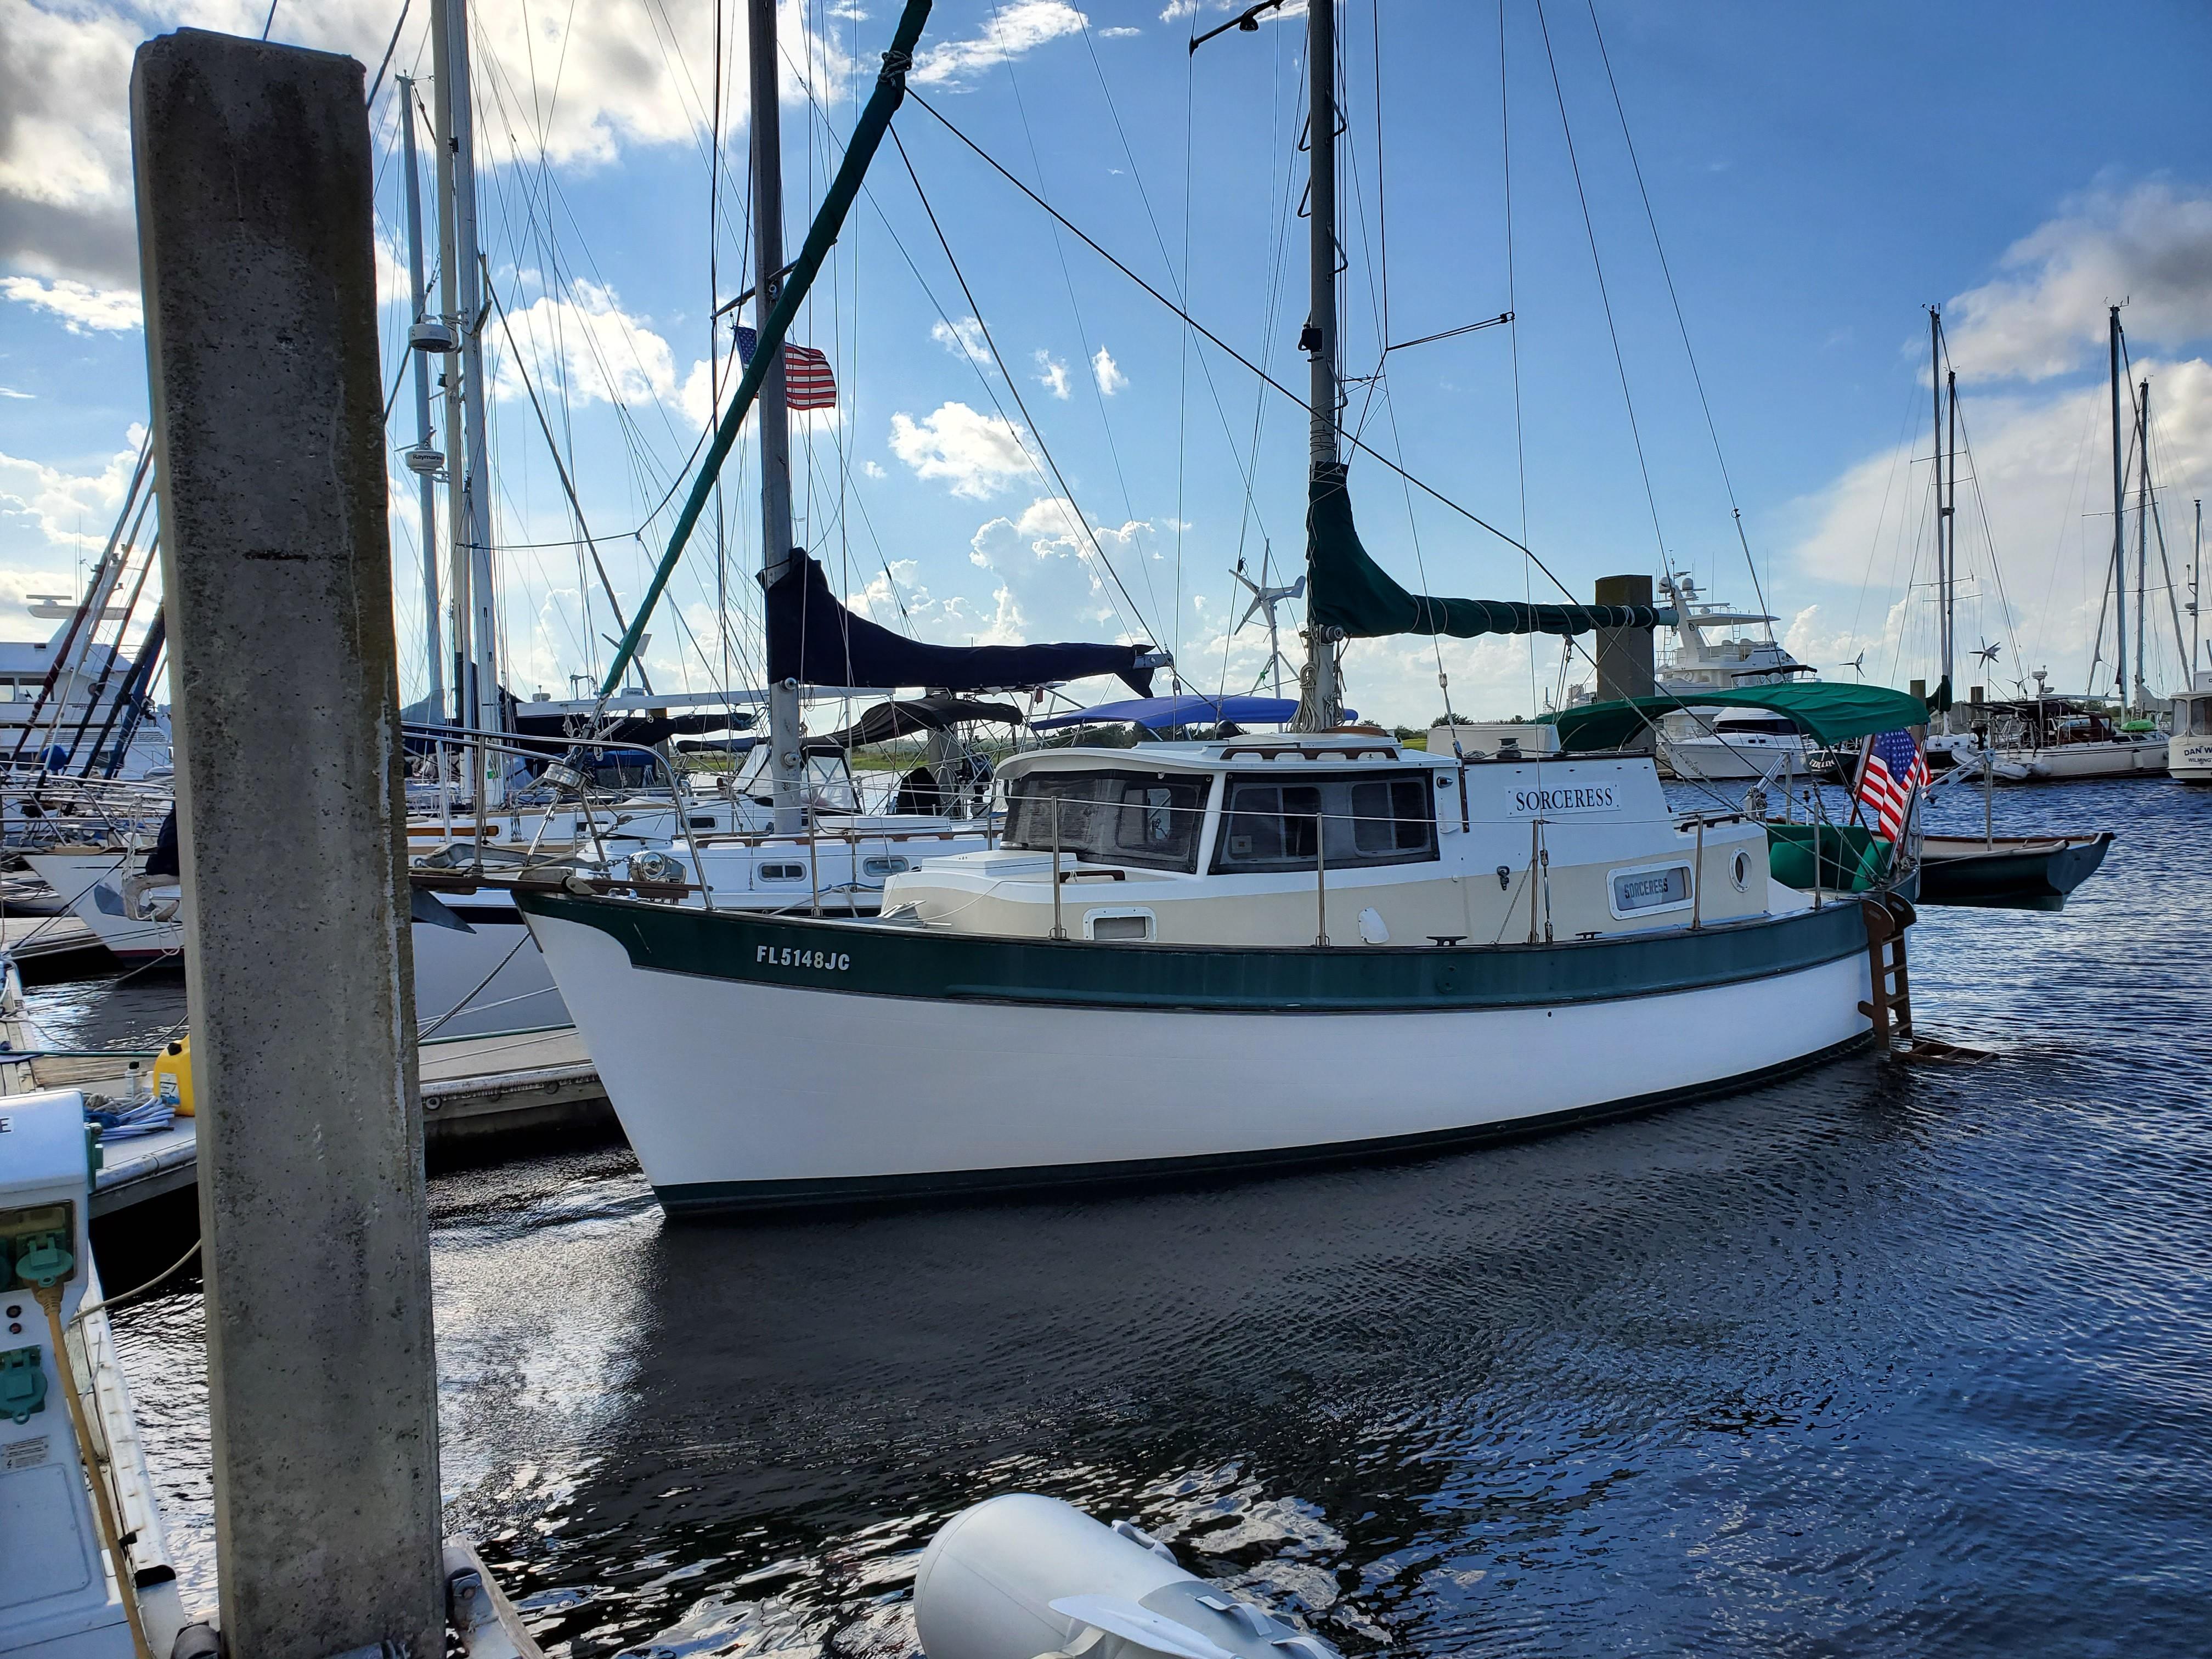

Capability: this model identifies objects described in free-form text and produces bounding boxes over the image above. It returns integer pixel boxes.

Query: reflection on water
[91,778,2212,1656]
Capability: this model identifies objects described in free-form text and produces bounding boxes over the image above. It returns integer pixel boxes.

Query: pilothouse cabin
[881,735,1782,948]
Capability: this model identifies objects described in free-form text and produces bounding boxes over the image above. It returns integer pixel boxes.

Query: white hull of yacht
[1995,740,2167,781]
[1661,735,1810,782]
[522,902,1875,1212]
[2166,736,2212,782]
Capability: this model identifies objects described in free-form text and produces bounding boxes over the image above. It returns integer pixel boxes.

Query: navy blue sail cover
[765,554,1156,695]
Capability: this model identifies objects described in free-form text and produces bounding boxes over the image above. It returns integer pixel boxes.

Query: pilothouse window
[1215,773,1436,872]
[1003,771,1211,872]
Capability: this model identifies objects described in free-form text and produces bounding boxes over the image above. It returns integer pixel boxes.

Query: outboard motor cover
[914,1494,1350,1659]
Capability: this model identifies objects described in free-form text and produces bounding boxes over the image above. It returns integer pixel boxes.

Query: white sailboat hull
[21,850,567,1040]
[1995,740,2167,780]
[524,905,1875,1212]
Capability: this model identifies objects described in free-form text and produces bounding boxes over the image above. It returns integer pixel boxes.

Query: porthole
[1730,849,1752,891]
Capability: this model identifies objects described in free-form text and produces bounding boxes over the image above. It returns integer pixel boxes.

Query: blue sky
[3,0,2209,725]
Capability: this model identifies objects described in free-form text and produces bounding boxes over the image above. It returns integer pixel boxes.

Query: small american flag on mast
[1855,728,1929,840]
[733,325,838,410]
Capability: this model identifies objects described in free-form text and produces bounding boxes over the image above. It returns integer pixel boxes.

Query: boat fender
[915,1494,1348,1659]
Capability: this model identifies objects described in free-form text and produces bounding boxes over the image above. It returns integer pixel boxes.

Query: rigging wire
[1532,0,1668,565]
[906,91,1550,572]
[990,20,1165,635]
[1216,25,1302,702]
[887,126,1163,648]
[1581,0,1770,632]
[1073,17,1272,527]
[907,91,1750,784]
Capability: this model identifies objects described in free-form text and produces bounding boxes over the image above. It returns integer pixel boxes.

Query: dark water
[61,778,2212,1657]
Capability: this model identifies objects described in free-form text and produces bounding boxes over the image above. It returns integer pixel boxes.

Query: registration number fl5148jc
[756,945,851,972]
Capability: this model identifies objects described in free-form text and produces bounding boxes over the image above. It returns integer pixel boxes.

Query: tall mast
[2135,378,2150,712]
[442,0,503,798]
[1944,365,1957,710]
[397,75,444,725]
[2195,497,2203,679]
[1929,307,1948,716]
[750,0,805,831]
[2109,306,2128,711]
[1294,0,1342,732]
[428,0,467,729]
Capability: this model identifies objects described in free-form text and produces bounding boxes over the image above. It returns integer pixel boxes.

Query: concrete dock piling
[132,29,443,1658]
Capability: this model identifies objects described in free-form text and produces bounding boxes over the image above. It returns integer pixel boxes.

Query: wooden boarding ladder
[1858,893,1986,1064]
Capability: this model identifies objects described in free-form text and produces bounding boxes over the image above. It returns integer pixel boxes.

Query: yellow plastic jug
[151,1037,194,1118]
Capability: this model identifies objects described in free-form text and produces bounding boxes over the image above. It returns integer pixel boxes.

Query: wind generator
[1230,549,1305,701]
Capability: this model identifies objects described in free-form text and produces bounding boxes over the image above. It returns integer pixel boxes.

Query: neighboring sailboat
[514,0,1919,1216]
[1903,311,2116,909]
[1985,307,2168,780]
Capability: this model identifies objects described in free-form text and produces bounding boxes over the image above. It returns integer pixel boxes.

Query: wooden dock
[67,1026,618,1217]
[2,912,115,971]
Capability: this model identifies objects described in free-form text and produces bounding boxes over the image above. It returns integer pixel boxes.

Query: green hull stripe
[648,1033,1872,1216]
[518,889,1872,1013]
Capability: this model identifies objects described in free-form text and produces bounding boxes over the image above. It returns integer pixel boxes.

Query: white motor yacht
[1644,574,1820,782]
[2168,674,2212,783]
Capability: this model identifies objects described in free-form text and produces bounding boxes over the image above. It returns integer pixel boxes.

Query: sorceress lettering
[1511,785,1617,814]
[754,944,852,972]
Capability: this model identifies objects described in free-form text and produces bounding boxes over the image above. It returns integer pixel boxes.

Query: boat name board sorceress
[1507,781,1620,816]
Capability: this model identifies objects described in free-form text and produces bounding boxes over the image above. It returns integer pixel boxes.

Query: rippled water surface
[58,778,2212,1656]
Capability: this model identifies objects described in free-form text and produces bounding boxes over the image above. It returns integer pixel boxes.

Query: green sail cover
[1306,462,1677,639]
[1536,683,1931,752]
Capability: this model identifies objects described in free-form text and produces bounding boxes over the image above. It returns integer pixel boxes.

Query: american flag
[1855,728,1929,840]
[733,325,838,410]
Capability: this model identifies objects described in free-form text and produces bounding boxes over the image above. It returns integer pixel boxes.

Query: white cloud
[0,427,146,577]
[932,315,992,365]
[0,0,857,291]
[488,278,701,420]
[1091,345,1126,396]
[0,276,140,332]
[966,496,1151,644]
[1035,351,1071,399]
[0,388,32,400]
[1945,183,2212,381]
[862,459,887,478]
[913,2,1087,87]
[1099,26,1141,38]
[887,402,1032,498]
[1160,2,1198,18]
